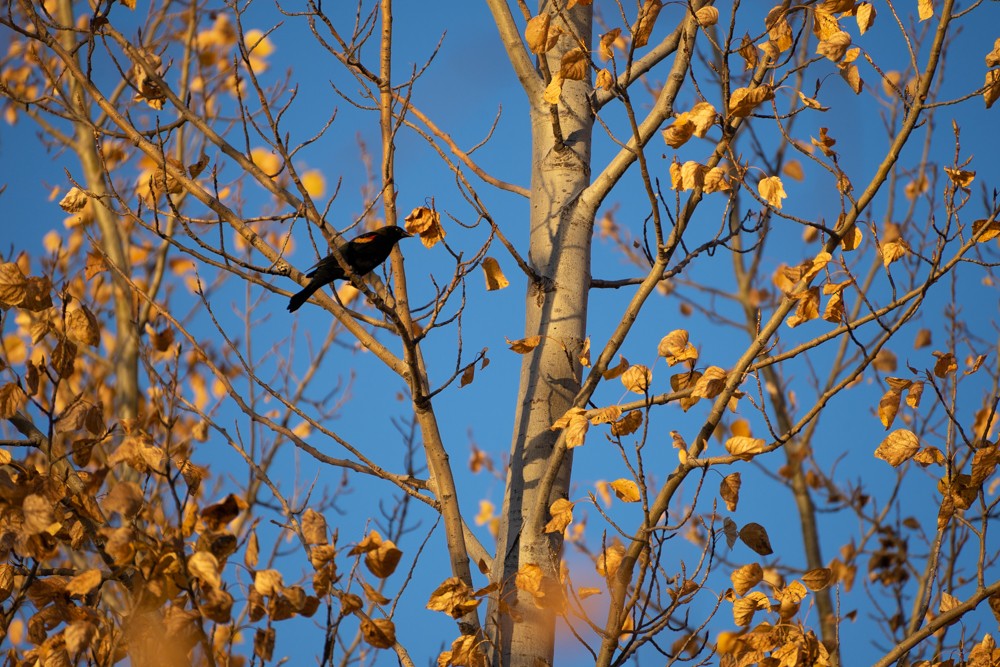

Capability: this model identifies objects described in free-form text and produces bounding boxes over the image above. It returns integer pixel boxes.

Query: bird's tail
[287,282,322,312]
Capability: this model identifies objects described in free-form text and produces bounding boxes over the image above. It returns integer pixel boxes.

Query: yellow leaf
[190,552,222,590]
[918,0,933,21]
[933,351,957,377]
[482,257,509,291]
[595,68,614,90]
[525,14,553,54]
[66,569,103,597]
[874,429,920,466]
[658,330,698,365]
[631,0,663,48]
[758,176,787,209]
[611,410,643,436]
[507,335,542,353]
[733,591,770,626]
[301,170,326,198]
[855,2,876,34]
[610,479,640,503]
[943,167,975,188]
[985,70,1000,109]
[599,28,621,61]
[360,617,396,649]
[765,8,792,52]
[426,577,481,618]
[783,160,804,181]
[786,287,820,328]
[725,436,766,461]
[972,219,1000,243]
[621,364,652,393]
[560,48,589,80]
[817,31,851,62]
[551,407,589,448]
[840,225,863,251]
[543,72,564,104]
[544,498,575,533]
[703,167,732,193]
[597,543,625,578]
[881,239,908,267]
[720,472,741,511]
[578,586,602,599]
[404,206,445,248]
[731,563,763,597]
[691,366,727,399]
[695,6,718,27]
[728,85,775,117]
[802,567,833,591]
[589,405,622,425]
[0,383,27,419]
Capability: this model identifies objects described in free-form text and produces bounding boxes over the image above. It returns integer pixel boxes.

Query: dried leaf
[725,436,766,461]
[551,407,589,448]
[360,617,396,649]
[739,523,774,556]
[758,176,787,209]
[731,563,763,597]
[404,206,445,248]
[544,498,575,534]
[189,552,222,589]
[610,479,640,502]
[621,364,652,393]
[658,329,698,366]
[481,257,509,291]
[427,577,481,618]
[874,429,920,466]
[611,410,643,436]
[507,335,542,354]
[720,473,741,511]
[631,0,663,48]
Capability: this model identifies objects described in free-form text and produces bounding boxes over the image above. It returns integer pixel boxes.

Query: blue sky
[3,0,1000,664]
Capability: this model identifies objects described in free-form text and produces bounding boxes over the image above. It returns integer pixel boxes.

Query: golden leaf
[874,429,920,466]
[631,0,663,49]
[610,479,640,503]
[66,569,103,597]
[765,8,792,52]
[817,31,851,62]
[621,364,652,393]
[720,472,741,511]
[599,28,621,61]
[404,206,445,248]
[603,354,629,379]
[986,70,1000,109]
[691,366,727,399]
[943,167,975,188]
[728,85,774,117]
[360,617,396,649]
[704,167,732,193]
[972,219,1000,243]
[812,7,840,41]
[911,330,932,352]
[733,591,770,626]
[840,61,863,94]
[302,509,328,545]
[739,523,774,556]
[786,287,820,328]
[0,383,27,419]
[611,410,643,436]
[933,351,957,378]
[525,14,553,54]
[856,3,876,34]
[301,170,325,198]
[543,72,564,104]
[873,348,898,372]
[589,405,622,425]
[59,187,89,213]
[482,257,509,291]
[560,48,589,81]
[595,68,614,90]
[758,176,787,209]
[551,407,589,448]
[918,0,933,21]
[597,543,626,578]
[725,436,766,461]
[426,577,481,618]
[987,37,1000,68]
[695,6,719,27]
[738,33,758,71]
[507,335,542,353]
[940,591,960,613]
[878,387,903,429]
[0,262,28,308]
[783,160,804,181]
[544,498,575,534]
[802,568,833,592]
[731,563,763,599]
[190,552,222,590]
[881,239,908,267]
[656,329,698,366]
[578,586,602,599]
[662,118,695,149]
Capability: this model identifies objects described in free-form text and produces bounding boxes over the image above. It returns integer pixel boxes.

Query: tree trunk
[487,4,593,665]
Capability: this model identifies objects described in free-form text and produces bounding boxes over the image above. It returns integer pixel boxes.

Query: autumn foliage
[3,0,1000,666]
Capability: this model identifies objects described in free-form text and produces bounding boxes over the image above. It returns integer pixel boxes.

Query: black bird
[287,226,412,312]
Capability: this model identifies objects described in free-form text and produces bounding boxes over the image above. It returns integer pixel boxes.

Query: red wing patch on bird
[355,233,379,243]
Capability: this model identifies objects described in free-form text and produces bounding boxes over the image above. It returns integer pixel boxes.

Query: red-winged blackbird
[287,226,412,312]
